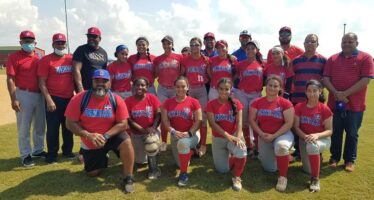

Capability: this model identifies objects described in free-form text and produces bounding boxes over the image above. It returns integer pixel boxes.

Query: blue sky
[0,0,372,58]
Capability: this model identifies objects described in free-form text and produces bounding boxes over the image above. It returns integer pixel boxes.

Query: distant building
[0,46,45,67]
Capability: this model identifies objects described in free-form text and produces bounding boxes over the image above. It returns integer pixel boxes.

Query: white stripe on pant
[15,89,46,160]
[212,136,247,173]
[258,130,294,172]
[299,137,331,174]
[171,132,200,167]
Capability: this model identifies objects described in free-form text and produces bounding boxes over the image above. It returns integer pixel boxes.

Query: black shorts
[81,132,129,172]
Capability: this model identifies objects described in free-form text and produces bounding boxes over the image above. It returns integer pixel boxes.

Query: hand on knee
[275,141,290,156]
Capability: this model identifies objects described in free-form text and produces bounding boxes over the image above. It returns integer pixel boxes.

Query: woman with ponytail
[234,40,264,158]
[207,40,237,100]
[128,36,157,95]
[206,78,246,191]
[293,79,332,192]
[180,37,209,157]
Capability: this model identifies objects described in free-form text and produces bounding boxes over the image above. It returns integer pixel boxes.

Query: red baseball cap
[279,26,292,34]
[52,33,67,43]
[86,27,101,36]
[20,30,35,39]
[215,40,228,48]
[204,32,215,39]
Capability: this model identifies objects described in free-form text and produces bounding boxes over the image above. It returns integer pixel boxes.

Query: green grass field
[1,84,374,200]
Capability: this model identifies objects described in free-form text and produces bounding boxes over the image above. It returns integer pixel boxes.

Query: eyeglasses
[304,41,318,44]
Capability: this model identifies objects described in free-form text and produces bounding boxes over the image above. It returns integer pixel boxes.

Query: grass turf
[0,84,374,200]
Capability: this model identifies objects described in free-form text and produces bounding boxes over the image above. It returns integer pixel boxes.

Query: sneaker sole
[178,182,187,187]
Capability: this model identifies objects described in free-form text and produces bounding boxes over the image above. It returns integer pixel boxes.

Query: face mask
[54,48,66,56]
[93,86,108,97]
[21,43,35,53]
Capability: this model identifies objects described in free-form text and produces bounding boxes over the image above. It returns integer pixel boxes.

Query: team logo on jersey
[159,59,178,69]
[242,68,262,77]
[187,66,205,74]
[212,65,232,73]
[104,104,112,110]
[131,106,153,118]
[300,114,321,127]
[257,107,283,119]
[88,52,106,62]
[56,65,72,74]
[215,110,235,123]
[114,70,131,80]
[168,107,190,119]
[83,108,113,118]
[133,63,152,70]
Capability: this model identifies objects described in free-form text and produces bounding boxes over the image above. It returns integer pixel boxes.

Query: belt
[18,87,40,93]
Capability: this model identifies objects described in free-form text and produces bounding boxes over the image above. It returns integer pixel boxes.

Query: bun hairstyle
[265,75,283,96]
[217,78,237,116]
[136,36,152,62]
[306,79,326,103]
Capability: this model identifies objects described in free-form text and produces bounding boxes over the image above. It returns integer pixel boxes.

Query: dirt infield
[0,74,16,125]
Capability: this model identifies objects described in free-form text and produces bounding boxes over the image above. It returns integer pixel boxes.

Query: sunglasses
[54,41,66,45]
[190,43,200,47]
[87,34,99,39]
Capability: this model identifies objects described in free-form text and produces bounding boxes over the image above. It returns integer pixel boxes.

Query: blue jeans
[45,96,74,161]
[330,110,363,164]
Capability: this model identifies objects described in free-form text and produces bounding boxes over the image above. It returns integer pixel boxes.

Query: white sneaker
[276,176,287,192]
[160,142,167,152]
[310,177,320,192]
[232,177,242,191]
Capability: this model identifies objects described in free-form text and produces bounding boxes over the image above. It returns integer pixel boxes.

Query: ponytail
[306,79,326,103]
[217,78,237,116]
[146,48,152,62]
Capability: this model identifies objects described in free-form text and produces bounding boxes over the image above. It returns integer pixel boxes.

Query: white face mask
[54,48,66,56]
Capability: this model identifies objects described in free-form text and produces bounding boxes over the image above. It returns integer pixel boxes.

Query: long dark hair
[136,36,152,62]
[305,79,326,103]
[217,78,237,116]
[245,42,264,67]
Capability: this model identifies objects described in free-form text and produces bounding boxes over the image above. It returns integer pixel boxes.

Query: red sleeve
[163,98,170,110]
[205,100,214,113]
[294,103,302,117]
[64,93,84,121]
[115,95,129,122]
[191,97,201,111]
[281,97,293,110]
[360,53,374,78]
[266,49,273,64]
[323,56,334,77]
[37,57,49,78]
[235,99,243,111]
[6,53,16,76]
[322,104,333,121]
[151,94,161,109]
[124,96,132,112]
[250,98,259,109]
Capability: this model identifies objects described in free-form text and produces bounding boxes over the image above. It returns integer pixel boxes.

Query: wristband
[103,133,110,141]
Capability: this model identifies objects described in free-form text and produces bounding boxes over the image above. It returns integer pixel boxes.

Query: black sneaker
[22,155,35,167]
[31,151,47,158]
[121,175,135,193]
[63,152,76,159]
[45,157,58,165]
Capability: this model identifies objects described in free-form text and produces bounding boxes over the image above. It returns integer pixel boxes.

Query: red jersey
[208,56,235,88]
[295,102,332,135]
[205,98,243,138]
[323,51,374,112]
[37,53,74,98]
[181,55,208,87]
[236,60,264,93]
[125,94,161,134]
[154,53,182,88]
[107,61,132,92]
[6,50,41,92]
[266,45,304,64]
[251,96,293,134]
[163,96,201,132]
[264,63,294,89]
[64,92,129,150]
[128,54,156,84]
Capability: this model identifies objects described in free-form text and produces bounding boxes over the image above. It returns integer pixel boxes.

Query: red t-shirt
[37,53,74,98]
[264,63,294,89]
[205,98,243,138]
[163,96,201,132]
[323,51,374,112]
[208,56,236,88]
[236,60,264,93]
[181,55,208,87]
[128,54,156,84]
[107,61,132,92]
[6,50,41,91]
[250,96,293,134]
[125,94,161,134]
[64,92,129,150]
[295,102,333,135]
[266,45,304,64]
[154,53,182,87]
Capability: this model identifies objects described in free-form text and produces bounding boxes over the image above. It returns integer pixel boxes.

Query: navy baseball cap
[92,69,110,80]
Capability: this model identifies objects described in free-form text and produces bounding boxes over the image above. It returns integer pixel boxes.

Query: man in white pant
[6,30,46,167]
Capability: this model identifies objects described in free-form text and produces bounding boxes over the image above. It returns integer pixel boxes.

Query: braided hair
[217,78,237,116]
[136,36,152,62]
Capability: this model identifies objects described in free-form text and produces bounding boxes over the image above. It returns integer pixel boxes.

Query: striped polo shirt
[291,53,326,104]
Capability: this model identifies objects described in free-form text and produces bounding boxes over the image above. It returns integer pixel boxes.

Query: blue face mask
[21,43,35,52]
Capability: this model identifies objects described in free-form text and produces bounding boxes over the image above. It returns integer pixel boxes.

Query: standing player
[73,27,108,92]
[266,26,304,65]
[207,40,236,100]
[206,78,246,191]
[181,37,209,157]
[232,30,252,62]
[125,78,162,179]
[202,32,218,57]
[6,30,46,167]
[154,35,183,152]
[128,37,157,95]
[234,40,264,158]
[65,69,135,193]
[38,33,75,164]
[107,44,132,100]
[181,47,191,57]
[161,76,202,187]
[249,76,294,192]
[294,80,332,192]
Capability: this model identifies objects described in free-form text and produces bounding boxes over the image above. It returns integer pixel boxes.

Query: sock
[243,128,251,149]
[234,157,247,177]
[308,154,321,178]
[178,150,193,173]
[199,126,207,146]
[276,155,290,177]
[161,124,168,143]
